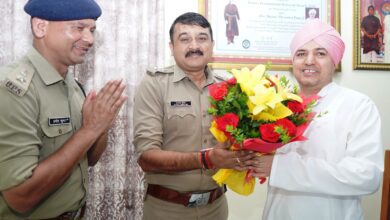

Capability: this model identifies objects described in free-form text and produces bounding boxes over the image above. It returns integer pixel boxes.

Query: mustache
[185,49,204,58]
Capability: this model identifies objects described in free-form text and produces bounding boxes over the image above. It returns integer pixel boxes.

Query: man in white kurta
[252,20,384,220]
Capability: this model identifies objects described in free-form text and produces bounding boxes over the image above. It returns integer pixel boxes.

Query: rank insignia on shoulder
[4,80,25,96]
[4,65,34,97]
[48,117,71,126]
[16,70,28,83]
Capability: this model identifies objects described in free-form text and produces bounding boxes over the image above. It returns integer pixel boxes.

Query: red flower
[259,123,280,143]
[227,77,237,85]
[216,113,239,132]
[259,118,297,143]
[276,118,297,137]
[287,101,304,114]
[209,83,228,101]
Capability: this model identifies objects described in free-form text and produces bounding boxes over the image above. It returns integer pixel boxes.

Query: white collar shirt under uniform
[263,82,384,220]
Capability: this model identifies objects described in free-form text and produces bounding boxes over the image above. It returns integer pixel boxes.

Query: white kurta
[263,82,384,220]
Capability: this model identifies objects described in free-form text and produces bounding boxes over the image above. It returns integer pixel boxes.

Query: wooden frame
[353,1,390,70]
[381,150,390,220]
[199,0,340,70]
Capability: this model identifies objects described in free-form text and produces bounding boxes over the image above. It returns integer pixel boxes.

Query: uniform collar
[27,47,64,85]
[173,65,216,87]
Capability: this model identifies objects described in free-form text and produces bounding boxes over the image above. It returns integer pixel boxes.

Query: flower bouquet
[208,64,318,195]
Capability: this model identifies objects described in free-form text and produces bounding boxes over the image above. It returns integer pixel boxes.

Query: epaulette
[146,66,174,76]
[0,62,35,97]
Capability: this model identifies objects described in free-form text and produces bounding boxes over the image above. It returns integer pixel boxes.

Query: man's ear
[31,17,48,38]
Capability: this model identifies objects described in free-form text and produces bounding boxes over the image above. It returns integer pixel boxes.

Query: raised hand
[82,79,128,137]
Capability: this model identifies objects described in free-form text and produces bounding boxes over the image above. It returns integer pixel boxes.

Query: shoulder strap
[2,62,35,97]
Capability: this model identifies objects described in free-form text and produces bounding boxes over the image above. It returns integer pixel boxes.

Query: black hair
[368,5,375,11]
[169,12,213,43]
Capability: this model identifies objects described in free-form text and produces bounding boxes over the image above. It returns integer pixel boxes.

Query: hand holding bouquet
[208,64,318,195]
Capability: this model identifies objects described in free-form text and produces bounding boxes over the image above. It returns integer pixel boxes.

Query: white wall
[164,1,389,219]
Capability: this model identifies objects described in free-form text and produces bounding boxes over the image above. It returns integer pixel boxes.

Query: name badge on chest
[170,101,191,107]
[48,117,71,126]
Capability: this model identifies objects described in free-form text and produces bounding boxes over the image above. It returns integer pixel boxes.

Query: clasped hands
[82,79,128,137]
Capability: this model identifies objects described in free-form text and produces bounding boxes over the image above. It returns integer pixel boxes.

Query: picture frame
[353,0,390,70]
[199,0,340,70]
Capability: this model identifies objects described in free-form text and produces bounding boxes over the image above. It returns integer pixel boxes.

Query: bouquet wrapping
[208,64,318,195]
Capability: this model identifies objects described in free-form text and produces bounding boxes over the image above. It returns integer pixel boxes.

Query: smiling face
[169,23,214,74]
[33,18,96,74]
[292,40,335,96]
[47,19,96,65]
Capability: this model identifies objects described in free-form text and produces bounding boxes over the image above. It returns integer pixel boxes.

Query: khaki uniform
[133,65,228,220]
[0,48,87,219]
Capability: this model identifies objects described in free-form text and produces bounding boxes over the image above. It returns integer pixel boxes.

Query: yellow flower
[249,84,283,115]
[208,64,317,196]
[243,71,303,120]
[268,75,302,102]
[253,103,293,121]
[232,64,266,96]
[209,121,228,143]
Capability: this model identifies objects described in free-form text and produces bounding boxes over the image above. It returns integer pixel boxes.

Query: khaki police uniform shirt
[0,48,87,219]
[133,65,222,192]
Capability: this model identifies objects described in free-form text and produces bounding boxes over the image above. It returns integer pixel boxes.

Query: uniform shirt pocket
[39,117,73,158]
[41,122,73,137]
[165,105,197,137]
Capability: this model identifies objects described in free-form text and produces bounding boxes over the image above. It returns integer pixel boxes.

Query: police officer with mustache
[133,12,257,220]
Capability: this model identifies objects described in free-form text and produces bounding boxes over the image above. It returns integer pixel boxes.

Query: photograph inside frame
[359,0,390,64]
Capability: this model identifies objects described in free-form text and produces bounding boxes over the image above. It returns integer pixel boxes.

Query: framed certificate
[199,0,340,70]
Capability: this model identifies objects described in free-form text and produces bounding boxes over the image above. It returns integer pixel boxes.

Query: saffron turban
[290,19,345,66]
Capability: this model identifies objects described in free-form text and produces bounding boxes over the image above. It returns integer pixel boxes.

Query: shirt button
[203,139,207,144]
[58,129,62,134]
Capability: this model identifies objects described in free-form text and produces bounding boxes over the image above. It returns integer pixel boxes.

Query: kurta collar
[27,47,64,85]
[317,82,336,98]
